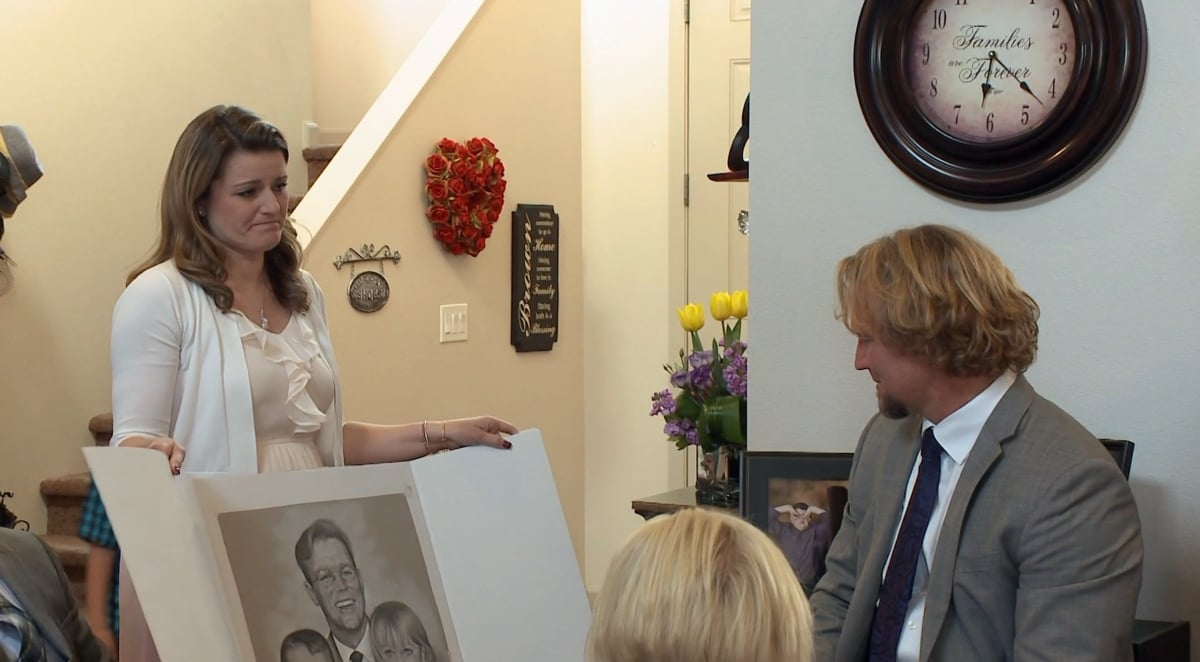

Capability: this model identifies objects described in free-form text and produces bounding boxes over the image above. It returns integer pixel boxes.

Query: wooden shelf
[631,487,738,520]
[707,169,748,182]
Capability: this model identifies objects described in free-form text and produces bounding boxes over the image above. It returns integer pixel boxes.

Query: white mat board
[85,428,589,661]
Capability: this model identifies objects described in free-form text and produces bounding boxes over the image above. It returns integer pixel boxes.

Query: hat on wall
[0,125,45,219]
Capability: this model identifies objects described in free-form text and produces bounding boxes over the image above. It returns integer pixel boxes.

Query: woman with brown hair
[113,104,516,473]
[111,104,517,659]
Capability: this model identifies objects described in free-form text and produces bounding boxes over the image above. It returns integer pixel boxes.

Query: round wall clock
[854,0,1147,203]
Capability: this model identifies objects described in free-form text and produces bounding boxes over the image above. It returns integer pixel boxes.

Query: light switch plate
[439,304,468,343]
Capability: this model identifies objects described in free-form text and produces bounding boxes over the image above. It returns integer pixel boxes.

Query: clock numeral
[922,43,931,65]
[1058,42,1068,65]
[1048,78,1057,99]
[932,9,947,30]
[953,104,962,124]
[955,0,966,5]
[1021,105,1030,125]
[1029,0,1035,4]
[986,112,995,133]
[1051,8,1061,29]
[930,77,939,97]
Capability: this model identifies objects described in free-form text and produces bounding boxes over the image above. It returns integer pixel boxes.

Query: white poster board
[85,429,590,661]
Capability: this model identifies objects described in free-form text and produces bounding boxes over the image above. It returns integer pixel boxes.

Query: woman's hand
[343,418,519,465]
[444,416,519,450]
[147,436,187,474]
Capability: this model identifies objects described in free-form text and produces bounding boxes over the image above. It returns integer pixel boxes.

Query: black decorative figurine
[726,93,749,172]
[0,491,30,531]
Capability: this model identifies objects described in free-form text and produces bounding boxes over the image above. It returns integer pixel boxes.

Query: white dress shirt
[884,371,1017,662]
[332,624,374,662]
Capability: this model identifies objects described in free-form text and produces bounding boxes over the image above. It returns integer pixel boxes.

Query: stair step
[41,533,88,602]
[42,533,89,567]
[88,413,112,446]
[40,472,91,537]
[302,144,341,161]
[302,144,341,188]
[36,413,117,609]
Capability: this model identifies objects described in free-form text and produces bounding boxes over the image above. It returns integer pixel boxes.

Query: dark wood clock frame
[853,0,1148,203]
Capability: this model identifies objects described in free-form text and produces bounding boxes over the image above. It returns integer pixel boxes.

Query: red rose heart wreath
[424,137,506,257]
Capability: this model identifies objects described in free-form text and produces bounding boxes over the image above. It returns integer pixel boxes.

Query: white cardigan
[110,261,344,473]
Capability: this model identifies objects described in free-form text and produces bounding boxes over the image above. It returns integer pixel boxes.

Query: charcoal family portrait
[217,493,450,661]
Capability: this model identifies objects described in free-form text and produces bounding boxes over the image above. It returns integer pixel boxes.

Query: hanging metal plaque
[333,243,401,314]
[348,270,390,313]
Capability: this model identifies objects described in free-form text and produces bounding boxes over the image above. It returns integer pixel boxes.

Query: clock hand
[981,52,996,108]
[989,51,1044,105]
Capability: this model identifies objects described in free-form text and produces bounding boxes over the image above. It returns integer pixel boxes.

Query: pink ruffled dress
[237,310,336,472]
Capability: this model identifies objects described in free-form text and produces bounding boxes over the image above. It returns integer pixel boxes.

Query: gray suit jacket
[810,376,1143,662]
[0,528,113,661]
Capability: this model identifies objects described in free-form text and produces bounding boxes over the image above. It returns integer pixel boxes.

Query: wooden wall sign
[511,204,559,352]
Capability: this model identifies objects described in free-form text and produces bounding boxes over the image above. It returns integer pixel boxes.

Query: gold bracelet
[422,420,432,454]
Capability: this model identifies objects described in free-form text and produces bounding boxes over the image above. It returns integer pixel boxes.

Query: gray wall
[751,0,1200,646]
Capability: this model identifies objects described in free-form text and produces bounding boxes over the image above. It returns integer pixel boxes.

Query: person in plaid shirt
[78,481,119,657]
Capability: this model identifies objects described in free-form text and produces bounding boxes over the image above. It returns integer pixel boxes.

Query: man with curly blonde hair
[811,225,1142,662]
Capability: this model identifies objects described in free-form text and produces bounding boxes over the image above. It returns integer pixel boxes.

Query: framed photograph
[1100,438,1135,479]
[740,451,854,594]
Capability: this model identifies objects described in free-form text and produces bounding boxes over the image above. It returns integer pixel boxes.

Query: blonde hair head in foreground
[587,508,814,662]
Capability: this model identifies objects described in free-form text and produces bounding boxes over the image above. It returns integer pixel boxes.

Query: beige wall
[306,0,665,588]
[0,0,312,532]
[580,0,688,592]
[303,0,586,565]
[0,0,590,579]
[310,0,446,142]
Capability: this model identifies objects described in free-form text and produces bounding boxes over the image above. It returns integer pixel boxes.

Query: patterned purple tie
[868,427,943,662]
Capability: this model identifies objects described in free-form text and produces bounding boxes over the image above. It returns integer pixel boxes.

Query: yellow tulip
[710,291,732,321]
[731,290,749,319]
[677,303,705,332]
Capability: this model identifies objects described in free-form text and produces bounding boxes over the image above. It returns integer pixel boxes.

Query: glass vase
[695,445,741,508]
